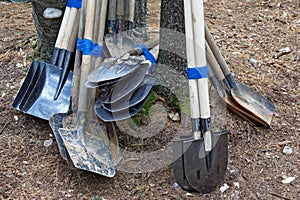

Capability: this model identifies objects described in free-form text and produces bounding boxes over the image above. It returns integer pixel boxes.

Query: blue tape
[187,66,209,79]
[136,44,156,73]
[76,38,103,57]
[66,0,82,8]
[136,44,156,64]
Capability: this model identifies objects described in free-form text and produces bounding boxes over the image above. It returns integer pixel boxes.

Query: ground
[0,0,299,199]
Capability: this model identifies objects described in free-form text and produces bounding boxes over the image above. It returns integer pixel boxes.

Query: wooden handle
[127,0,135,22]
[117,0,125,16]
[55,7,70,48]
[205,24,231,76]
[61,8,78,49]
[78,0,96,113]
[108,0,117,20]
[144,37,160,49]
[184,0,200,129]
[67,9,81,51]
[191,0,210,120]
[205,41,226,81]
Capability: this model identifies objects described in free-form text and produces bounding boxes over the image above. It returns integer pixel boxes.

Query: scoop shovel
[12,3,81,120]
[205,25,275,127]
[172,0,228,193]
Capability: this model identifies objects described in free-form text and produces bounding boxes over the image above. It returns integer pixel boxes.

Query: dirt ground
[0,0,299,199]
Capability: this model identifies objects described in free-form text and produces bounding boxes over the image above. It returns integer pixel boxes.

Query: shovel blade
[95,92,150,122]
[172,135,195,192]
[182,130,229,193]
[13,60,40,109]
[102,75,155,112]
[231,82,275,127]
[18,61,72,120]
[87,56,145,84]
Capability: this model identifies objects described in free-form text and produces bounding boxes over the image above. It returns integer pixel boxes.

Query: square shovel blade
[183,130,229,193]
[172,130,229,193]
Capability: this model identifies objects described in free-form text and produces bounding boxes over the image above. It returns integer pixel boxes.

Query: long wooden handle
[61,8,78,49]
[127,0,135,22]
[183,0,201,139]
[205,24,237,89]
[55,7,70,48]
[116,0,125,16]
[78,0,96,113]
[108,0,117,20]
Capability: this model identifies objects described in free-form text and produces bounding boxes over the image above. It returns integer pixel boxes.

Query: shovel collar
[187,66,209,80]
[66,0,82,8]
[135,44,156,73]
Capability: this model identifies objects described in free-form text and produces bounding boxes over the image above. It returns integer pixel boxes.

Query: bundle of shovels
[171,0,275,194]
[12,0,275,191]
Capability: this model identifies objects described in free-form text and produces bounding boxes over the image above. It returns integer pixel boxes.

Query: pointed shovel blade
[182,130,229,193]
[102,75,155,112]
[87,56,145,84]
[102,62,149,104]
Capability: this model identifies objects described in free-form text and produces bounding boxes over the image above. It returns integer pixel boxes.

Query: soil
[0,0,299,199]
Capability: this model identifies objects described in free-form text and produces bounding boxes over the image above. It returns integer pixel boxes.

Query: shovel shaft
[205,25,237,90]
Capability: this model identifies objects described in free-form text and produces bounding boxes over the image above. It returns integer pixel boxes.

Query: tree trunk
[157,0,186,74]
[31,0,148,59]
[31,0,67,60]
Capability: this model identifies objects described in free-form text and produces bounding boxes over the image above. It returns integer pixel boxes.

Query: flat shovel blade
[18,61,72,120]
[58,124,116,177]
[183,130,229,193]
[172,135,195,192]
[231,82,275,127]
[13,60,40,109]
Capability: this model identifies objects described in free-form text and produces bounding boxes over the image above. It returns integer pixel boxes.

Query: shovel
[172,0,228,193]
[86,37,159,87]
[206,42,270,126]
[94,44,159,122]
[12,2,81,120]
[52,0,119,177]
[205,25,275,127]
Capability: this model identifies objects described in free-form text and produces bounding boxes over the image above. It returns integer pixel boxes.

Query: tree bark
[31,0,67,60]
[158,0,186,74]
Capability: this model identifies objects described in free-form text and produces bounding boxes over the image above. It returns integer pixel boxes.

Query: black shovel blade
[172,135,195,192]
[95,93,150,122]
[182,130,229,193]
[54,49,75,100]
[102,75,155,112]
[13,59,40,109]
[18,61,72,120]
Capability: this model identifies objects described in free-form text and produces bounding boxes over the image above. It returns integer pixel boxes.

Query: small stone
[43,8,63,19]
[168,113,180,121]
[44,138,53,147]
[14,115,18,121]
[234,182,240,188]
[186,192,192,196]
[281,177,295,184]
[283,146,293,155]
[220,183,230,193]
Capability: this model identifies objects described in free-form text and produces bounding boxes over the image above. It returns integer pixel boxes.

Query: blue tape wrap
[66,0,82,8]
[136,44,156,73]
[76,38,103,57]
[187,66,209,79]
